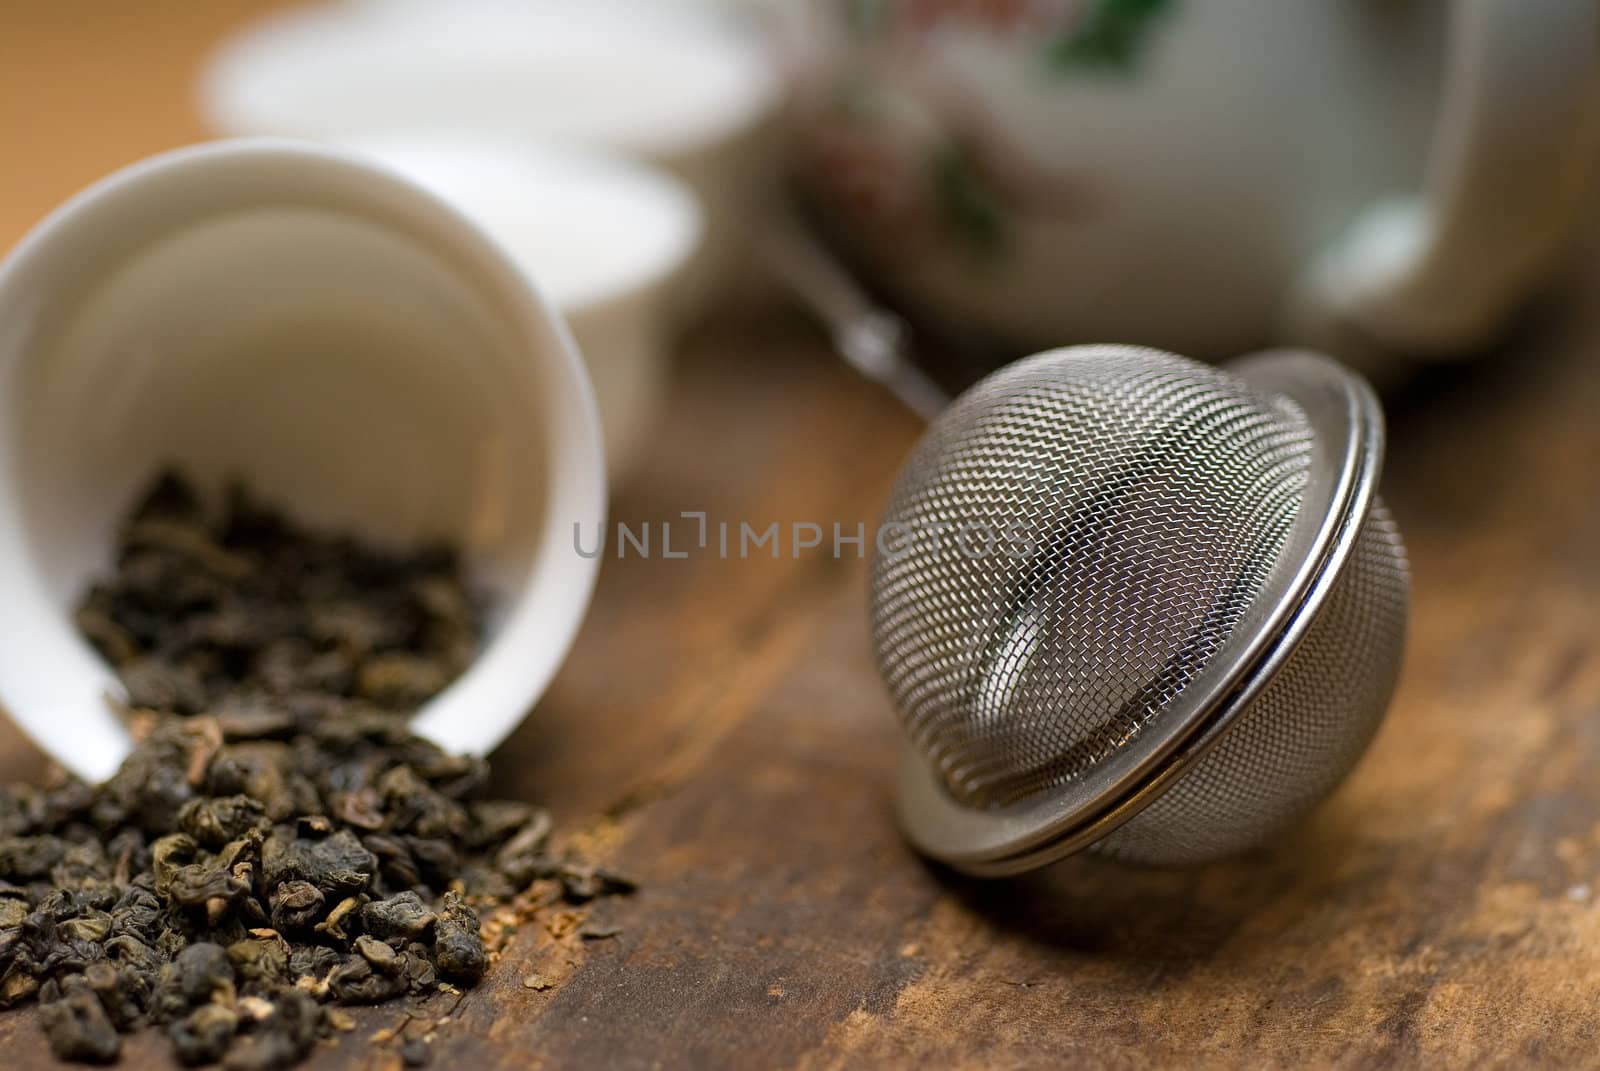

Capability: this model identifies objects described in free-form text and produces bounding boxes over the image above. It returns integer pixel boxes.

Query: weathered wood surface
[7,3,1600,1068]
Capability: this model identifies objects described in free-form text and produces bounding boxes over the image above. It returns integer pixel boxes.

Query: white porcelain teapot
[776,0,1600,371]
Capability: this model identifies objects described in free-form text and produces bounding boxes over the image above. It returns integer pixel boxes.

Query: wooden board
[5,3,1600,1068]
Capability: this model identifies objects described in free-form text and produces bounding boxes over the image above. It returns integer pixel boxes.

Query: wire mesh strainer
[872,345,1408,874]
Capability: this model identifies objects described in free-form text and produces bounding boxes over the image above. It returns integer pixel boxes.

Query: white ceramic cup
[0,139,606,782]
[340,135,704,486]
[200,0,780,310]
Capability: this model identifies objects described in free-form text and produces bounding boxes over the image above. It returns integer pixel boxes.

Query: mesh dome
[871,346,1408,864]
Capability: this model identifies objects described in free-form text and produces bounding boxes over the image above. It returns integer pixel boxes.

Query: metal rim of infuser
[880,346,1393,877]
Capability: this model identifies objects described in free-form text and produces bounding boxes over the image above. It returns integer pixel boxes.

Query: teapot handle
[1286,0,1600,363]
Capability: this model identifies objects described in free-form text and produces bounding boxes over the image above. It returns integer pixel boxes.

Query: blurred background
[5,9,1600,1065]
[0,1,284,244]
[5,0,1599,464]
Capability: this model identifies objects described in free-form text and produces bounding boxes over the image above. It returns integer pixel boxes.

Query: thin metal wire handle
[758,213,950,422]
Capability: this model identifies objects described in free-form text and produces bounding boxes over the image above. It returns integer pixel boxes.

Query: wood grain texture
[5,3,1600,1068]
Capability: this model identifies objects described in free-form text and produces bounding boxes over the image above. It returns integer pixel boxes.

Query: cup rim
[0,137,607,780]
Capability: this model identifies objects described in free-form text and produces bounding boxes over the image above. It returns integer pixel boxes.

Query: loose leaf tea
[0,473,631,1068]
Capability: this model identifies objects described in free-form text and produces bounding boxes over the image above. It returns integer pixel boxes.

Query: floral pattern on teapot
[790,0,1177,262]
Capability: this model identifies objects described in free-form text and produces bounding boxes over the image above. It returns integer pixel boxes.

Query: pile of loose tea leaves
[0,473,631,1069]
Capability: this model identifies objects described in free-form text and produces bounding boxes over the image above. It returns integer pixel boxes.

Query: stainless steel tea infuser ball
[761,220,1410,875]
[869,344,1409,875]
